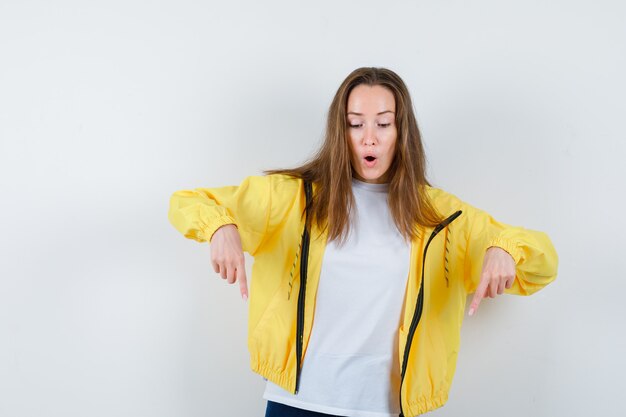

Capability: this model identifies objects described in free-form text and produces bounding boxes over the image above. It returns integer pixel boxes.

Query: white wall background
[1,1,624,416]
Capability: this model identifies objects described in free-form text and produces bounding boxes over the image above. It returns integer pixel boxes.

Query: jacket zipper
[294,180,312,394]
[398,210,462,417]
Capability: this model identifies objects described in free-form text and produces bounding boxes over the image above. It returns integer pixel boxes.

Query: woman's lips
[364,156,377,168]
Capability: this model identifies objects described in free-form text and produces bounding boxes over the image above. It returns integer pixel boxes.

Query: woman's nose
[363,124,376,145]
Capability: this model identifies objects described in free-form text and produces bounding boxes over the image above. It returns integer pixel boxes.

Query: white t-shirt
[263,178,411,417]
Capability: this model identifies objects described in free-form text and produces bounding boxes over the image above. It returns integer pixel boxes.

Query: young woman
[168,67,558,417]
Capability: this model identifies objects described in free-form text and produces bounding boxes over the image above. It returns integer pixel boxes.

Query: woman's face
[346,84,397,184]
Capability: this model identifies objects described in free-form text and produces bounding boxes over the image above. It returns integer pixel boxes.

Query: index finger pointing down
[238,265,248,301]
[469,280,488,316]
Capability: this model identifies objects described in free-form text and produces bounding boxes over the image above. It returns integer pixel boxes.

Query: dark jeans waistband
[265,400,345,417]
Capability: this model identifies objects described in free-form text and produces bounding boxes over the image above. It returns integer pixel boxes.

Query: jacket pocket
[398,326,408,370]
[249,276,297,368]
[401,321,449,400]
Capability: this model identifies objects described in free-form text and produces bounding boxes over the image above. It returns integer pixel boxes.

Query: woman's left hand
[468,246,517,316]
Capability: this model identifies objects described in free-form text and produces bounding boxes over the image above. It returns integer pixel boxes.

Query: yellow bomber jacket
[168,173,559,417]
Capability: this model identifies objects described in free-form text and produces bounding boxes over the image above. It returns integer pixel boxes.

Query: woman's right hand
[209,224,248,301]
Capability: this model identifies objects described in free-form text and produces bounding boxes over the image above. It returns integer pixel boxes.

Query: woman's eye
[348,122,391,128]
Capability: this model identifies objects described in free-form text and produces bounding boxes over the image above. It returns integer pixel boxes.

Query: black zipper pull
[433,210,462,234]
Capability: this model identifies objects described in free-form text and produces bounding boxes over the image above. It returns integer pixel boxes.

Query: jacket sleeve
[459,199,559,296]
[167,175,272,256]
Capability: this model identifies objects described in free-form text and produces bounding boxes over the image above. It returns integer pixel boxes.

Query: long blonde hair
[264,67,444,244]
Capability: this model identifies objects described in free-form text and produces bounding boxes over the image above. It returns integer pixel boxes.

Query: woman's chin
[356,171,386,184]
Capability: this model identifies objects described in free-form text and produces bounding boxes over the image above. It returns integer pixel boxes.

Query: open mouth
[365,156,376,162]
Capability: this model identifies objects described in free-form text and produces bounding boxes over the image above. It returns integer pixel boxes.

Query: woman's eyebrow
[347,110,395,116]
